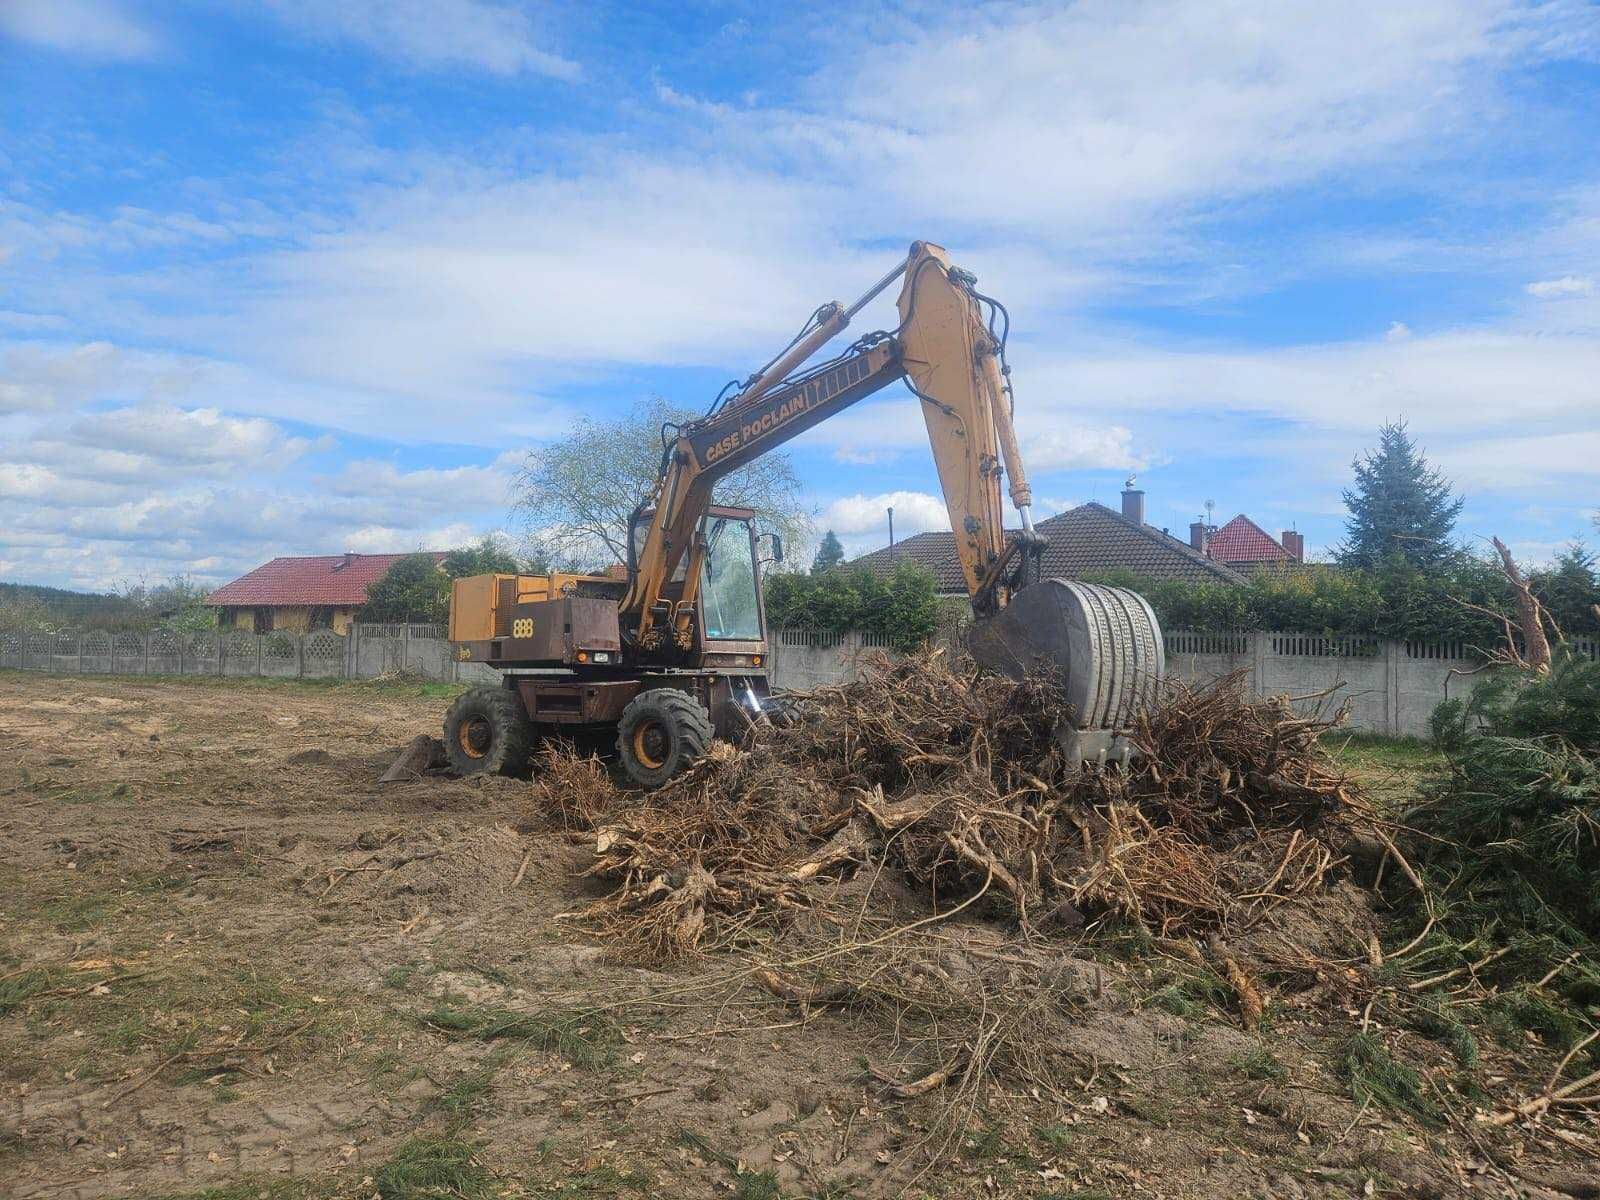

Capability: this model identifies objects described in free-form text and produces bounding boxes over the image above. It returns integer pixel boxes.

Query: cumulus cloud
[0,0,160,61]
[64,406,312,471]
[1019,424,1144,473]
[815,490,951,557]
[261,0,580,80]
[1,342,128,413]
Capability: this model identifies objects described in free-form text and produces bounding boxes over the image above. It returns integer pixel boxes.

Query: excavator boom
[622,241,1048,647]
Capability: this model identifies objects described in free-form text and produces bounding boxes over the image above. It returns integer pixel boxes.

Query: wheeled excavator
[439,241,1165,786]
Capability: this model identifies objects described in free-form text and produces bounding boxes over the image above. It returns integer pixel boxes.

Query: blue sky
[2,0,1598,590]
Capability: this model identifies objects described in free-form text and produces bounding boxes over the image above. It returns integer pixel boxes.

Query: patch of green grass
[1145,969,1231,1019]
[128,870,192,894]
[1033,1122,1074,1151]
[1337,1033,1439,1125]
[376,1136,494,1200]
[422,1004,622,1069]
[733,1171,784,1200]
[383,963,423,990]
[39,891,117,931]
[0,969,53,1015]
[1334,733,1442,771]
[1405,999,1479,1067]
[544,1162,656,1197]
[428,1050,510,1123]
[1229,1043,1288,1082]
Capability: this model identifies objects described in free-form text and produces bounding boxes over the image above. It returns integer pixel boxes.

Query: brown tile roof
[1207,514,1292,564]
[205,552,450,607]
[848,502,1243,593]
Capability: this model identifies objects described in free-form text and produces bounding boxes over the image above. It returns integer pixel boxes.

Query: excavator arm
[622,241,1043,650]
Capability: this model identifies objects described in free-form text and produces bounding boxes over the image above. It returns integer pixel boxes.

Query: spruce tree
[811,529,845,575]
[1339,420,1464,570]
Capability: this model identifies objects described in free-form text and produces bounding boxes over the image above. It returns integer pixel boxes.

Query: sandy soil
[0,671,1593,1200]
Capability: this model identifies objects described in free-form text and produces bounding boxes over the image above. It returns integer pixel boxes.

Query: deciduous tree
[360,553,450,623]
[513,396,811,568]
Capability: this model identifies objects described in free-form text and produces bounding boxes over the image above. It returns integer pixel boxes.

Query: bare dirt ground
[0,671,1594,1200]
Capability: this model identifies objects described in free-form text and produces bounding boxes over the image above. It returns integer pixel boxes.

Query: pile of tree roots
[530,649,1373,962]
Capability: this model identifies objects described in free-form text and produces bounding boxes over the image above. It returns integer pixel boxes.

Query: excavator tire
[616,688,713,789]
[443,686,534,777]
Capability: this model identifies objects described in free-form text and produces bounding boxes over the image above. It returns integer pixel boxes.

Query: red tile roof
[850,503,1243,592]
[205,552,449,607]
[1206,515,1292,564]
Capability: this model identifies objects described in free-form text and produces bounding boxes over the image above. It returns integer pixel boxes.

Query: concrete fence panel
[183,631,220,675]
[148,629,181,675]
[304,630,346,679]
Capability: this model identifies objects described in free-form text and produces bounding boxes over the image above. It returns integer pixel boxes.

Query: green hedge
[1082,549,1599,646]
[765,562,941,651]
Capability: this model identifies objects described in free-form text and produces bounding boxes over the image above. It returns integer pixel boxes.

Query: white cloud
[1526,275,1596,298]
[1036,327,1600,435]
[821,491,947,537]
[64,406,312,471]
[262,0,580,80]
[0,0,160,61]
[1385,321,1413,341]
[816,490,950,557]
[329,456,516,511]
[240,159,868,406]
[807,0,1564,238]
[1,342,130,413]
[1019,423,1143,473]
[1437,430,1600,490]
[343,522,481,554]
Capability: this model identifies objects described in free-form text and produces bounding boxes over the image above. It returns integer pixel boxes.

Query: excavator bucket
[967,579,1165,767]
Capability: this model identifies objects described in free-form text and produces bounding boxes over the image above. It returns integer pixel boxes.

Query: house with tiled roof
[205,552,450,634]
[1188,515,1304,569]
[849,487,1245,596]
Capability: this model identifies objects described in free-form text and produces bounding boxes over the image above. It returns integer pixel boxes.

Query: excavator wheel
[616,688,713,788]
[443,686,534,777]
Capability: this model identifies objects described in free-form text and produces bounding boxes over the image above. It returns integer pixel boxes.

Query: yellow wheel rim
[457,716,491,759]
[631,719,668,770]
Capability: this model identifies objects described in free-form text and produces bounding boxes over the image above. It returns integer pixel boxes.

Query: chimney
[1120,477,1145,526]
[1189,521,1209,554]
[1282,530,1304,562]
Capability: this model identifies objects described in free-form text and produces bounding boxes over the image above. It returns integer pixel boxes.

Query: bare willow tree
[513,396,813,569]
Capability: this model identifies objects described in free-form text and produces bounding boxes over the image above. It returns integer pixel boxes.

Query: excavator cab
[625,504,772,666]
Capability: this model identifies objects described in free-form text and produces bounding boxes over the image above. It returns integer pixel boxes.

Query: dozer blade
[967,579,1165,766]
